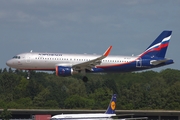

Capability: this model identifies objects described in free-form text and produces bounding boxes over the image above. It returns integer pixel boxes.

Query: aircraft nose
[6,60,13,67]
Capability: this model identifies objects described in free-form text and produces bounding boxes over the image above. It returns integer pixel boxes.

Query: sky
[1,0,180,72]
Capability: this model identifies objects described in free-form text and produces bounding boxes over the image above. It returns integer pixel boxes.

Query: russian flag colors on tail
[140,31,172,59]
[105,94,117,114]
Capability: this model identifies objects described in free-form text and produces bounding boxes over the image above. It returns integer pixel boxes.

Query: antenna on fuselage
[30,50,33,53]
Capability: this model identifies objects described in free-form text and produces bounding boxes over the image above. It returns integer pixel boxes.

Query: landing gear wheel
[27,70,30,80]
[82,76,88,82]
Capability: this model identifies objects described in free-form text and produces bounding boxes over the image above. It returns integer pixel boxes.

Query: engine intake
[56,66,73,77]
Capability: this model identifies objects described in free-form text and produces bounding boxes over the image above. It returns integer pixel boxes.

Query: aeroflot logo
[111,101,116,110]
[38,53,62,56]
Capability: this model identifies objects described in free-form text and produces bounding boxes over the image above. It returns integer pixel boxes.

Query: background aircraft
[51,94,117,120]
[6,31,173,82]
[51,94,148,120]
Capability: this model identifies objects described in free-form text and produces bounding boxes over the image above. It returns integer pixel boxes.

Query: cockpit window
[13,56,17,58]
[13,56,20,59]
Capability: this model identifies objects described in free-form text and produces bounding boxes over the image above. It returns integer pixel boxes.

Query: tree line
[0,68,180,110]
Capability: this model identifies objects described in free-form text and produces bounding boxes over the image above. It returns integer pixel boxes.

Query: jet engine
[56,66,73,76]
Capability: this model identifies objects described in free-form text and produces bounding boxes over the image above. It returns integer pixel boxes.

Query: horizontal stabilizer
[150,59,169,65]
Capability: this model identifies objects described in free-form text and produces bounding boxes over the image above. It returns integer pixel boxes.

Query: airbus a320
[6,31,174,82]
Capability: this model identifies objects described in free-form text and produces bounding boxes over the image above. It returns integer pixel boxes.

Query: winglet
[103,46,112,57]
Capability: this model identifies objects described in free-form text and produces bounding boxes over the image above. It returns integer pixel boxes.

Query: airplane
[51,94,117,120]
[50,94,148,120]
[6,30,174,82]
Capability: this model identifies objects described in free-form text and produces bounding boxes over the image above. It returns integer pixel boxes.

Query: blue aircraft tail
[105,94,117,114]
[140,31,172,58]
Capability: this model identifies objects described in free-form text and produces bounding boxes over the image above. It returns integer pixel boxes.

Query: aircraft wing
[122,117,148,120]
[111,114,148,120]
[72,46,112,71]
[150,59,170,65]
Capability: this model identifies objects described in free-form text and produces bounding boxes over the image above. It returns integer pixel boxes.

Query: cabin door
[26,54,31,63]
[136,58,142,67]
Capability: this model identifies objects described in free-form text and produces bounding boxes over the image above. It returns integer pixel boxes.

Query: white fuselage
[51,113,116,120]
[6,52,137,70]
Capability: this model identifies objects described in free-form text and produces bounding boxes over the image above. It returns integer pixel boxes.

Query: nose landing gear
[27,70,30,79]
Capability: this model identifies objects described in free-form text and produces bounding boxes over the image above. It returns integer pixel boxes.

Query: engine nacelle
[56,66,73,77]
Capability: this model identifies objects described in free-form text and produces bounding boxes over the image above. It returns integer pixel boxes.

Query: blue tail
[105,94,117,114]
[140,31,172,58]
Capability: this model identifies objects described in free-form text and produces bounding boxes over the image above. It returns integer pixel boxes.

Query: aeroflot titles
[38,53,62,56]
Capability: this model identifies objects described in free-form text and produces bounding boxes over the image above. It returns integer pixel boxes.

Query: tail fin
[105,94,117,114]
[140,31,172,58]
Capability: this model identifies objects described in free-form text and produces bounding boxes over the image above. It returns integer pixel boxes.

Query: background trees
[0,68,180,110]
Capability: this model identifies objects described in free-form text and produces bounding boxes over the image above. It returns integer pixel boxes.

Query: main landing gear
[82,76,88,82]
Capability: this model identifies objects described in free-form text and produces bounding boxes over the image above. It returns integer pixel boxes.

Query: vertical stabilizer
[105,94,117,114]
[140,31,172,58]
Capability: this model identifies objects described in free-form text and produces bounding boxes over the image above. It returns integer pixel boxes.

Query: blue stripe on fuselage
[93,61,144,73]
